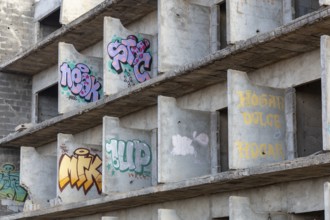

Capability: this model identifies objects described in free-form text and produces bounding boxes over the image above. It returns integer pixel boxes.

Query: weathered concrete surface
[322,35,330,151]
[58,42,103,114]
[325,182,330,220]
[158,96,215,182]
[158,0,211,72]
[57,133,102,204]
[0,0,157,75]
[103,17,155,95]
[228,70,288,169]
[229,196,266,220]
[34,0,61,21]
[228,0,282,44]
[158,209,182,220]
[60,0,104,25]
[3,152,330,219]
[102,217,119,220]
[102,116,154,193]
[321,0,330,6]
[20,147,56,210]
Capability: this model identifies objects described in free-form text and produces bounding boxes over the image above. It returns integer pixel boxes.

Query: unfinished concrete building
[1,0,330,219]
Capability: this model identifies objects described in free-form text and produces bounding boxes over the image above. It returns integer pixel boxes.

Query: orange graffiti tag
[59,148,102,194]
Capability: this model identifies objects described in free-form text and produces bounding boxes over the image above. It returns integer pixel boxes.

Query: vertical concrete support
[285,88,297,160]
[103,17,156,95]
[229,196,266,220]
[283,0,294,25]
[227,0,282,44]
[158,96,216,183]
[34,0,61,21]
[321,35,330,151]
[325,182,330,220]
[58,42,103,114]
[20,147,56,210]
[0,148,27,214]
[60,0,103,25]
[158,209,183,220]
[57,134,102,204]
[103,117,154,194]
[158,0,211,72]
[228,70,291,169]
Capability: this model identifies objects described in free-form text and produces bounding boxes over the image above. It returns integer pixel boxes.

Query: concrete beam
[58,42,103,114]
[103,17,156,95]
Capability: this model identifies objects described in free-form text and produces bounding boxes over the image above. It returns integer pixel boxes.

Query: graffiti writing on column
[105,139,152,177]
[107,35,152,87]
[59,148,102,194]
[60,63,102,103]
[0,164,28,202]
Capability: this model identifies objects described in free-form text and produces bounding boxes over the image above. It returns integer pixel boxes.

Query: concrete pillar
[20,147,56,210]
[325,182,330,220]
[58,42,103,114]
[283,0,294,25]
[102,116,154,194]
[103,17,156,95]
[320,0,330,6]
[60,0,103,25]
[321,35,330,151]
[57,133,102,204]
[228,69,293,169]
[158,209,182,220]
[158,96,217,183]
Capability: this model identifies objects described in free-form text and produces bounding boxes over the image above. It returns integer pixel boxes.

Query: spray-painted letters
[107,35,152,84]
[105,139,151,176]
[59,148,102,194]
[0,164,28,202]
[60,63,102,102]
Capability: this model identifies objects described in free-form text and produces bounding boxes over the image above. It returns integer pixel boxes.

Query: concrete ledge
[0,0,157,75]
[3,152,330,219]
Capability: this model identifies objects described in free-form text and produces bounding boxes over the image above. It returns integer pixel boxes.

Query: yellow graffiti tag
[59,148,102,194]
[242,112,282,128]
[236,90,284,110]
[235,141,285,160]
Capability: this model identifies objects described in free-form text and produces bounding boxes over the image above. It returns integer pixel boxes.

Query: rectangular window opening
[218,107,229,172]
[36,84,58,123]
[218,0,227,49]
[294,0,320,19]
[293,210,324,220]
[213,217,229,220]
[295,79,322,157]
[39,8,62,39]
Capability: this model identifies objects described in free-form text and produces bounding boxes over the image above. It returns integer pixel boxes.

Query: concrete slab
[57,133,102,204]
[158,209,182,220]
[228,0,283,44]
[60,0,104,25]
[20,147,56,209]
[58,42,103,114]
[102,116,154,193]
[158,96,216,183]
[158,0,211,72]
[104,17,155,95]
[228,70,289,169]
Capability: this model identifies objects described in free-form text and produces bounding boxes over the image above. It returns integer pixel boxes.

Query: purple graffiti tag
[60,63,102,102]
[107,35,152,83]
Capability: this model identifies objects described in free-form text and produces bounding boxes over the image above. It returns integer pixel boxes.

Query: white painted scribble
[193,131,209,146]
[171,134,195,156]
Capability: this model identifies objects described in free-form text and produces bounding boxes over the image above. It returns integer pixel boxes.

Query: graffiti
[0,164,28,202]
[107,35,152,85]
[105,139,152,176]
[171,132,209,156]
[59,148,102,194]
[60,62,102,102]
[235,141,285,160]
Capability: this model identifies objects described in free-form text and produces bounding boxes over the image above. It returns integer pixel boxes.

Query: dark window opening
[213,217,229,220]
[295,79,322,157]
[293,210,324,220]
[218,108,229,172]
[39,8,61,39]
[219,1,227,49]
[294,0,320,19]
[37,84,58,123]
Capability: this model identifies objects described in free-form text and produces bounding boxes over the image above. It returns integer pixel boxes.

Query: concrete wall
[60,176,329,220]
[0,0,36,62]
[0,72,32,138]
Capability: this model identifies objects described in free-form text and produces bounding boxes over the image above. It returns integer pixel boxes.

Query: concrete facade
[1,0,330,219]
